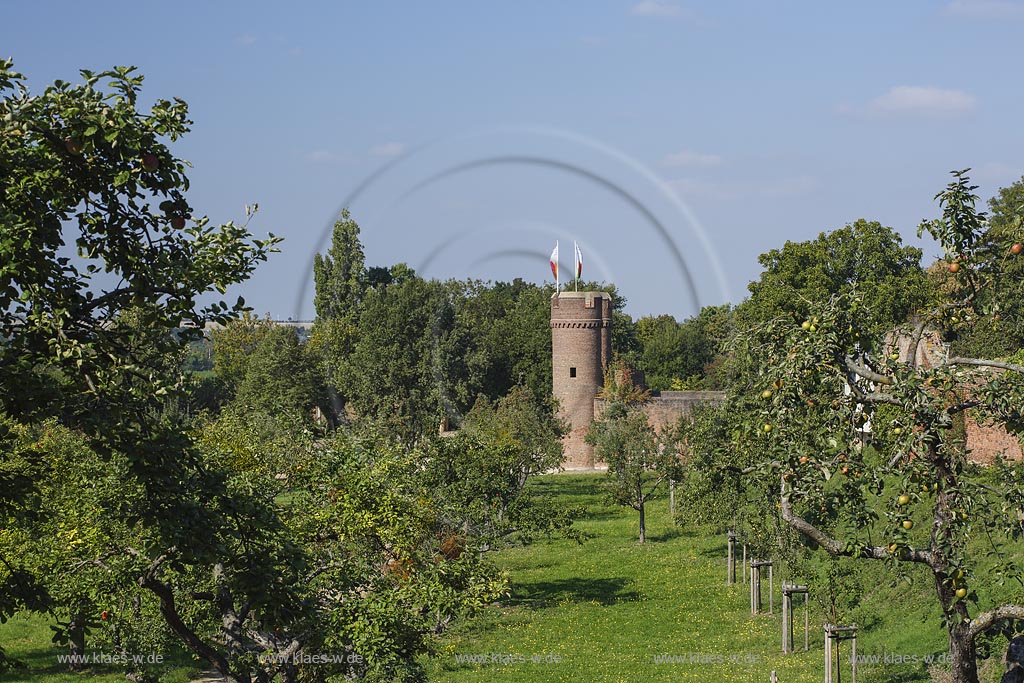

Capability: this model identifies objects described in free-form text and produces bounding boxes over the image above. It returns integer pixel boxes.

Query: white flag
[549,241,559,288]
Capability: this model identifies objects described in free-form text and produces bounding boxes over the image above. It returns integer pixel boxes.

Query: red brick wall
[966,416,1022,464]
[551,292,612,469]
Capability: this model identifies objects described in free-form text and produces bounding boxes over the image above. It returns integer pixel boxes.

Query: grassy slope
[422,474,995,683]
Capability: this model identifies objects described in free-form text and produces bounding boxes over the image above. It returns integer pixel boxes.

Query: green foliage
[281,432,507,682]
[946,174,1024,358]
[231,325,325,421]
[0,60,278,424]
[587,399,682,543]
[634,304,733,390]
[683,171,1024,683]
[210,311,276,389]
[597,358,651,405]
[420,386,580,551]
[313,209,366,321]
[742,218,930,337]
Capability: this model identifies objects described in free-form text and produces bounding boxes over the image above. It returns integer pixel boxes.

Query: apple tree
[587,361,682,543]
[740,171,1024,683]
[0,61,505,683]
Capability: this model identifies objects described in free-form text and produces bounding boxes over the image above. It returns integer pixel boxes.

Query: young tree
[739,172,1024,683]
[587,362,680,543]
[588,406,681,543]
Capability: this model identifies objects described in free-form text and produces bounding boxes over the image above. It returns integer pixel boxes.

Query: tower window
[570,367,577,378]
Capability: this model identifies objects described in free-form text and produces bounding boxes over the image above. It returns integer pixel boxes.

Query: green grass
[421,474,988,683]
[0,613,201,683]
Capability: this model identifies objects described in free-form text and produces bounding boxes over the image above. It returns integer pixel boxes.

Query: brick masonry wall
[590,391,726,469]
[551,292,612,469]
[965,416,1023,464]
[888,327,1022,463]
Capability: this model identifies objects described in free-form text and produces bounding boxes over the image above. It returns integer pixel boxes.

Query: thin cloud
[662,149,722,167]
[944,0,1024,18]
[305,150,338,163]
[630,1,683,17]
[866,86,977,118]
[369,142,405,158]
[667,175,818,201]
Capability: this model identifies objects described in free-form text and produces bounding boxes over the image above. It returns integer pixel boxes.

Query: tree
[948,175,1024,358]
[633,312,724,391]
[231,325,325,421]
[586,362,680,543]
[588,407,680,543]
[419,386,579,551]
[729,172,1024,683]
[211,312,277,390]
[312,209,365,321]
[0,63,502,683]
[741,218,931,337]
[0,60,320,680]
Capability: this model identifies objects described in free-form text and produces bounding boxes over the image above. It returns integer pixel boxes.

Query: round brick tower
[551,291,613,469]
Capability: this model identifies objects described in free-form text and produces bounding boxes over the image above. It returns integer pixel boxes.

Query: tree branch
[781,489,933,565]
[908,318,927,370]
[845,355,893,386]
[130,549,243,683]
[947,357,1024,374]
[968,604,1024,638]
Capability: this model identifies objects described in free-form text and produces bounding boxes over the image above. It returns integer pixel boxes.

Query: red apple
[171,216,186,230]
[100,610,109,621]
[141,153,160,171]
[64,137,83,155]
[948,262,960,274]
[1012,243,1023,255]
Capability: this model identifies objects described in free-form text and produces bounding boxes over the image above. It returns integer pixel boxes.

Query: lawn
[421,473,976,683]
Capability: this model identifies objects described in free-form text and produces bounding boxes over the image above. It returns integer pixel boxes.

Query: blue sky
[5,1,1023,319]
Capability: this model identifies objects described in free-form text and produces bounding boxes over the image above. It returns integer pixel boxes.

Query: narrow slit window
[570,367,577,378]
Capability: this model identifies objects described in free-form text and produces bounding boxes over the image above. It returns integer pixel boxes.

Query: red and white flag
[550,241,559,288]
[574,241,583,281]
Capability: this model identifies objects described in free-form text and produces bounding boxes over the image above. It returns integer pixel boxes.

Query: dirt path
[190,671,227,683]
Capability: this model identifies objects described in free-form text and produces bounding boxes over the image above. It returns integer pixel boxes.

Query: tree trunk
[949,622,979,683]
[638,501,646,544]
[67,614,86,671]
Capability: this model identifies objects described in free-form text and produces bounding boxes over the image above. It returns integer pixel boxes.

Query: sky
[4,1,1024,320]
